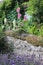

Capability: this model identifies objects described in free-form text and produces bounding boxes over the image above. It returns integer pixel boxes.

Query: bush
[26,0,43,23]
[0,0,43,36]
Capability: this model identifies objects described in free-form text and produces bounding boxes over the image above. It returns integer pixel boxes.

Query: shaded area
[0,36,13,54]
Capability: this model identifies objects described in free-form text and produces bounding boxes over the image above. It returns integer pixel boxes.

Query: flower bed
[0,52,43,65]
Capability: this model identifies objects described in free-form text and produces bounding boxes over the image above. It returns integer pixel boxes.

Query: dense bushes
[26,0,43,23]
[0,0,43,36]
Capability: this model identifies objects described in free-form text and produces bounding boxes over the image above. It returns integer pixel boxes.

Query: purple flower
[16,7,20,13]
[34,60,41,65]
[18,13,21,19]
[12,64,16,65]
[8,59,16,65]
[0,53,42,65]
[23,15,27,21]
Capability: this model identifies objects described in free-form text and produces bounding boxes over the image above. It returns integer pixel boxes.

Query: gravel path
[5,36,43,63]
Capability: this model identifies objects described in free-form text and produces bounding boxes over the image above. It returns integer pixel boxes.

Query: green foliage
[26,0,43,23]
[39,24,43,36]
[40,0,43,11]
[26,0,39,15]
[0,2,3,9]
[0,0,43,36]
[0,0,11,25]
[0,0,11,10]
[39,0,43,22]
[6,8,17,21]
[22,20,28,32]
[22,21,36,34]
[0,26,5,40]
[0,26,2,33]
[27,24,36,34]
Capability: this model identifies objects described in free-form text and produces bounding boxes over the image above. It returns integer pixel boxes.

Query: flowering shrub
[16,7,21,19]
[0,53,43,65]
[0,0,43,36]
[18,13,21,19]
[16,7,20,13]
[24,15,27,21]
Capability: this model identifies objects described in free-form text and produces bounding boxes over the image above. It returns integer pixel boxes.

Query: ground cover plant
[0,53,43,65]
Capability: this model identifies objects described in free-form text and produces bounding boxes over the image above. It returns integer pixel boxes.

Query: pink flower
[16,7,20,13]
[24,15,27,21]
[18,13,21,19]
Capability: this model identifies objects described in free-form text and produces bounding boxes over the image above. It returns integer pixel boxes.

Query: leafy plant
[26,0,43,23]
[39,24,43,36]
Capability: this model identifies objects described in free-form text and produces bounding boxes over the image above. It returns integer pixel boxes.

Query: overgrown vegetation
[0,1,43,64]
[0,0,43,36]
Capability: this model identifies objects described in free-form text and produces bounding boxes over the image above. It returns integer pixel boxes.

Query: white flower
[12,28,14,31]
[4,18,7,24]
[2,25,4,29]
[13,19,16,27]
[25,12,32,20]
[0,0,2,2]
